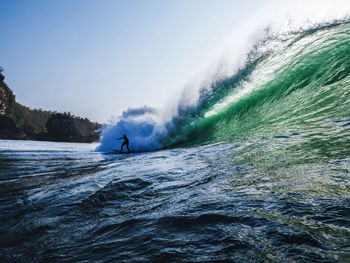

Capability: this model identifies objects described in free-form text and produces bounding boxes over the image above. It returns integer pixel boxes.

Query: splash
[96,106,165,151]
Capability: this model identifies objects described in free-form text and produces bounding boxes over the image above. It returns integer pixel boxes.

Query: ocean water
[1,21,350,262]
[1,137,349,262]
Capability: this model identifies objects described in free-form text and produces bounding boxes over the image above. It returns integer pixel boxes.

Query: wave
[97,19,350,152]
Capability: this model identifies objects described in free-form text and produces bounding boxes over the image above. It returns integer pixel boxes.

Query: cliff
[0,69,101,143]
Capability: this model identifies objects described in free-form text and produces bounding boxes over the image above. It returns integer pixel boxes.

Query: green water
[181,22,350,152]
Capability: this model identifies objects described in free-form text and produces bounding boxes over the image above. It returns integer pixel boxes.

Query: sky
[0,0,275,123]
[1,0,348,123]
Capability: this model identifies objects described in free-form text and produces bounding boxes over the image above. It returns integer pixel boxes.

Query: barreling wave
[97,20,350,152]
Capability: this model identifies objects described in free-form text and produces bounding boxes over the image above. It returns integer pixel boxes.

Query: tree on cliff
[46,113,80,141]
[46,112,101,142]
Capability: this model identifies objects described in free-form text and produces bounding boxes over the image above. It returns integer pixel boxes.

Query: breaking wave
[97,19,350,152]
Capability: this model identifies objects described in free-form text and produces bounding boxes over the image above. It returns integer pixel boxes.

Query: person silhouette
[117,134,130,152]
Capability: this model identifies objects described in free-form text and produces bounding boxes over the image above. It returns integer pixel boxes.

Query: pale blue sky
[0,0,272,122]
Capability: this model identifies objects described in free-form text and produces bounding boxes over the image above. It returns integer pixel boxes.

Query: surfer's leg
[126,144,130,152]
[121,142,126,152]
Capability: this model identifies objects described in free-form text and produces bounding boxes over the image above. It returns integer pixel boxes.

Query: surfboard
[110,148,134,154]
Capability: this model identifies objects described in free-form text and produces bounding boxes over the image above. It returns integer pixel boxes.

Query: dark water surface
[0,139,349,262]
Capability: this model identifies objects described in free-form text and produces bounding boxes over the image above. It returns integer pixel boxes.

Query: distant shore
[0,70,102,143]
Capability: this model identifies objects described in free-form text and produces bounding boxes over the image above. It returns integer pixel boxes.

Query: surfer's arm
[117,137,123,140]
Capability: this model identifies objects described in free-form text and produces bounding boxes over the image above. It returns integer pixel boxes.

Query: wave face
[97,21,350,152]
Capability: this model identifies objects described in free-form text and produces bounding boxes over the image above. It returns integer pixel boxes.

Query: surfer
[117,134,130,152]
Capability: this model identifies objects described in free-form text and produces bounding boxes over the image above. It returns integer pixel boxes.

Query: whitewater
[2,8,350,263]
